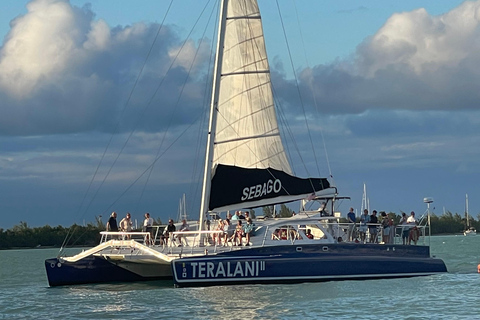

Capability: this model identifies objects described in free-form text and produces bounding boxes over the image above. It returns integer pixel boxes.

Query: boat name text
[184,261,266,278]
[241,179,281,201]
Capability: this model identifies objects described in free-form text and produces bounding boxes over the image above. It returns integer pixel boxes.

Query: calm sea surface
[1,235,480,319]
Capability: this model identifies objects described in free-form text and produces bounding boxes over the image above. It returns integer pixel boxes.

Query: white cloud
[0,0,210,136]
[355,2,480,77]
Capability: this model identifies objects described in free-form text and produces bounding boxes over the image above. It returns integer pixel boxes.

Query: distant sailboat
[464,194,476,236]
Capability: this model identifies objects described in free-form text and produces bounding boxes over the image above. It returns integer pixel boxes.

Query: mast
[198,0,229,237]
[466,193,469,228]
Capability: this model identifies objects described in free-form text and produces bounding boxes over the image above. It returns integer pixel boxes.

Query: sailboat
[45,0,446,287]
[464,194,476,236]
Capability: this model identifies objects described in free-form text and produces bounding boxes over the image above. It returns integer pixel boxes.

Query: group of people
[346,208,419,245]
[212,211,255,246]
[105,211,190,246]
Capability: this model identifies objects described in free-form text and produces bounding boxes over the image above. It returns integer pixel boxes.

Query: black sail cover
[209,164,330,212]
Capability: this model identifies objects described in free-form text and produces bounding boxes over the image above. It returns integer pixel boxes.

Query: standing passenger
[399,212,409,245]
[380,212,392,244]
[163,219,177,246]
[177,219,189,246]
[347,207,356,242]
[119,213,133,232]
[143,213,154,245]
[359,209,369,243]
[106,212,118,232]
[369,210,378,243]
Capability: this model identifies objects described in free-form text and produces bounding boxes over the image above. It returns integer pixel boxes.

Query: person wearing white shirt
[143,212,154,245]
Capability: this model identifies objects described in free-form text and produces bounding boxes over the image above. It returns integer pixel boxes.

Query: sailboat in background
[464,194,476,236]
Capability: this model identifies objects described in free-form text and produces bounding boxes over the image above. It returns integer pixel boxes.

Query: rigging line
[291,0,333,179]
[59,1,175,254]
[275,0,320,177]
[100,112,205,216]
[134,0,217,217]
[75,0,213,231]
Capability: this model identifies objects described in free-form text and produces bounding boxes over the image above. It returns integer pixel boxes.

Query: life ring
[477,264,480,273]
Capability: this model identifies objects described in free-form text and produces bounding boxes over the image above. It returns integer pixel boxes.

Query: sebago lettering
[241,188,249,201]
[267,179,273,193]
[188,260,266,279]
[274,179,281,193]
[240,179,282,201]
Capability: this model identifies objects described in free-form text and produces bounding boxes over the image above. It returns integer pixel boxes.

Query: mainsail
[205,0,331,213]
[213,0,290,172]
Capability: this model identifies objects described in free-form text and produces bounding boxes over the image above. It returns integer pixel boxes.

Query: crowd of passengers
[347,208,420,245]
[105,210,256,247]
[212,211,255,247]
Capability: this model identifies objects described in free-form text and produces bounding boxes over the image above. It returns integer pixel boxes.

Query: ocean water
[1,235,479,319]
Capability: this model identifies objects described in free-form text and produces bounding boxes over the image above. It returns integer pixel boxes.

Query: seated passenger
[243,218,255,246]
[233,220,244,246]
[271,229,281,240]
[306,229,314,239]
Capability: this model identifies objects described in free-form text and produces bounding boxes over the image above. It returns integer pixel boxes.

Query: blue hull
[172,244,447,287]
[45,256,171,287]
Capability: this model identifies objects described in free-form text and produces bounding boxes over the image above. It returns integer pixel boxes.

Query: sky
[1,0,479,229]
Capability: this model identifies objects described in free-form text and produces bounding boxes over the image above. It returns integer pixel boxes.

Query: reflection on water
[1,236,480,319]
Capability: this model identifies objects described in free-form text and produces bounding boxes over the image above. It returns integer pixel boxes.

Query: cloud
[0,0,210,136]
[270,1,480,116]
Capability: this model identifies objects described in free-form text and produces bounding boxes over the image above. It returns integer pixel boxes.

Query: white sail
[213,0,291,174]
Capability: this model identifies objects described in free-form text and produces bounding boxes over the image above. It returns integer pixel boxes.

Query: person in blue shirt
[347,207,356,242]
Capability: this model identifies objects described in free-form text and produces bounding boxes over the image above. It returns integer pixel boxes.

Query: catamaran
[45,0,446,287]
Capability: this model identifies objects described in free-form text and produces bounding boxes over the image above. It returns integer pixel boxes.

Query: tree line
[0,209,477,249]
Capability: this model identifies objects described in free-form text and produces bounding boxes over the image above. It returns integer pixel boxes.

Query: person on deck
[213,219,224,245]
[231,211,241,221]
[400,212,409,245]
[163,219,176,246]
[243,218,255,246]
[233,220,244,246]
[177,219,189,246]
[119,213,133,239]
[143,213,154,245]
[369,210,379,243]
[347,207,356,242]
[380,212,392,244]
[359,209,369,243]
[306,229,314,239]
[106,212,118,232]
[407,211,419,245]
